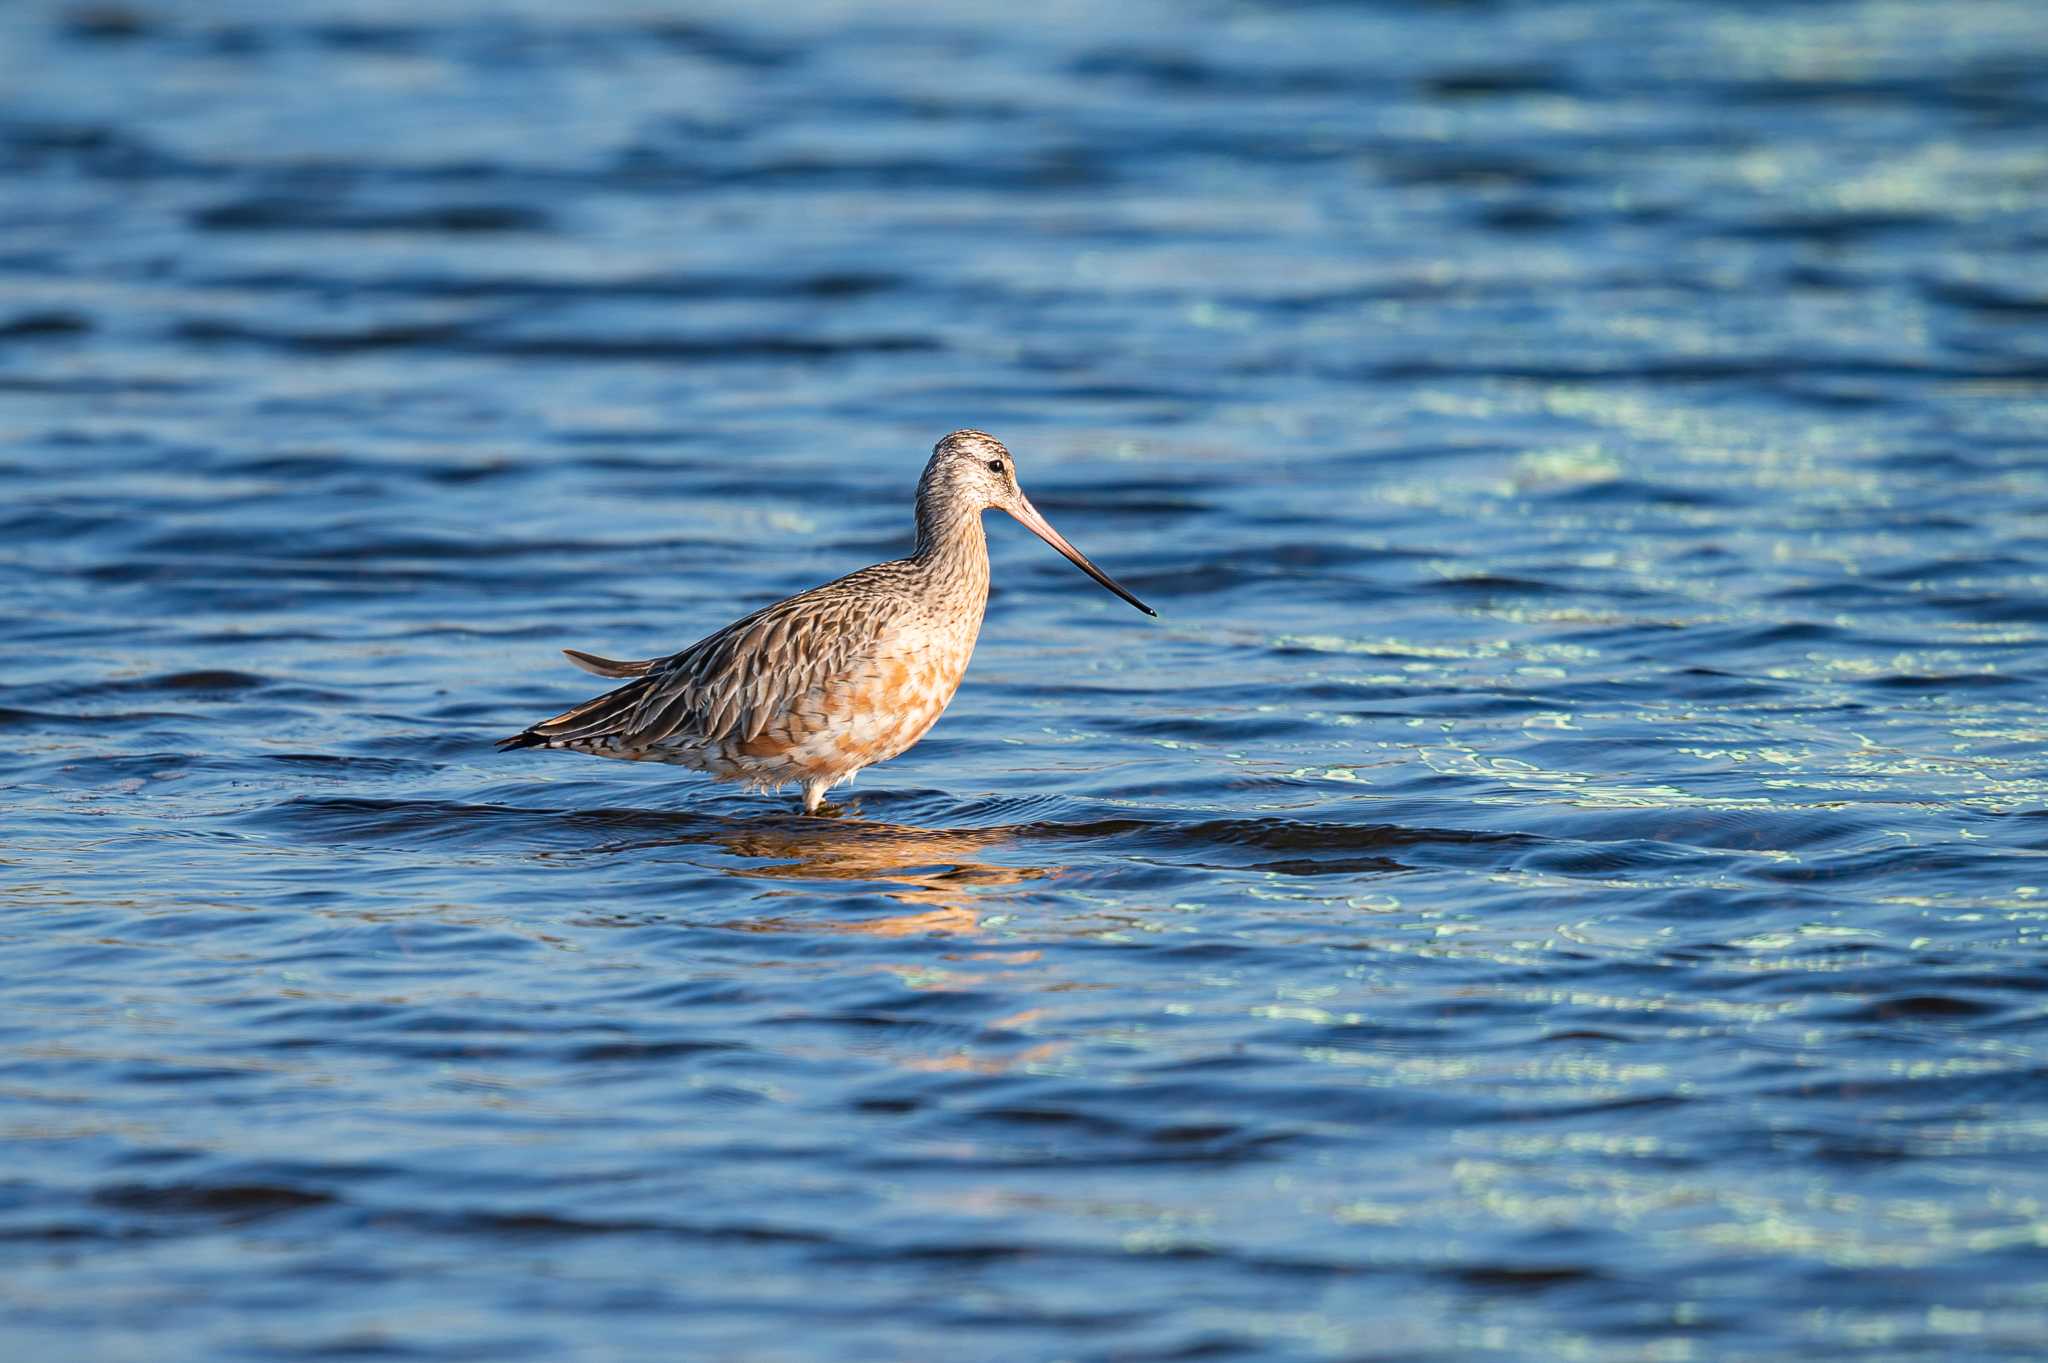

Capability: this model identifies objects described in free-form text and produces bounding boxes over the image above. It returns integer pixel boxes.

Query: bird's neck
[911,502,990,595]
[913,497,985,560]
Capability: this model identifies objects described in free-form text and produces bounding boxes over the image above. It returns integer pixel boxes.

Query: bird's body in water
[497,430,1155,813]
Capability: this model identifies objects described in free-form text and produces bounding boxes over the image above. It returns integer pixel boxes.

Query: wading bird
[497,430,1155,813]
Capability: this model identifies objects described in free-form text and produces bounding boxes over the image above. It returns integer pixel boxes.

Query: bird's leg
[801,779,830,815]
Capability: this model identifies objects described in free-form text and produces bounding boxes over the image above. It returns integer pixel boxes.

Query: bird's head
[918,429,1155,617]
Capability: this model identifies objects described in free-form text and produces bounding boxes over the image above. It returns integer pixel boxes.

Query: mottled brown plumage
[498,430,1154,813]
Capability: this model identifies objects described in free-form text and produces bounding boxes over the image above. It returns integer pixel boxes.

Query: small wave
[192,198,551,234]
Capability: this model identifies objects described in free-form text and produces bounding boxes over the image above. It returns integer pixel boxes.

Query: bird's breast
[762,603,974,773]
[847,613,982,758]
[686,576,986,784]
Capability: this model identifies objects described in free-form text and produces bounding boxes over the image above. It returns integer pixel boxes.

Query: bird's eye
[987,460,1005,474]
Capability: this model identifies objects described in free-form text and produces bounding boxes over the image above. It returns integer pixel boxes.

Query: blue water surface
[5,1,2048,1359]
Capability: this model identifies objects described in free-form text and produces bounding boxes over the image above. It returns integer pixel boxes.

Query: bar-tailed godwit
[497,430,1154,813]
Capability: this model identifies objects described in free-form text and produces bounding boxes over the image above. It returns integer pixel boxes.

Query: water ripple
[5,0,2048,1359]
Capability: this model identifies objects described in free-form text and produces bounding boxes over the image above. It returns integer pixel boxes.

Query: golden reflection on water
[551,812,1076,1075]
[715,817,1073,1074]
[715,817,1055,939]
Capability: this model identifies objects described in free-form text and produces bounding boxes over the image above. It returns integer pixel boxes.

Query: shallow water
[6,1,2048,1358]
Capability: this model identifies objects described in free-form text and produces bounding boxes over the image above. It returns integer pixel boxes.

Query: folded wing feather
[525,587,883,752]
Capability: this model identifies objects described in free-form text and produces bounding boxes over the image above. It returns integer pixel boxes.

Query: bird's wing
[622,588,879,746]
[516,580,890,751]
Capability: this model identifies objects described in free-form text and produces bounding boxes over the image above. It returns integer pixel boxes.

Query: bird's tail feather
[562,648,658,679]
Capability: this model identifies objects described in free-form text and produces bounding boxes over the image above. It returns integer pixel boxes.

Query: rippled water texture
[7,1,2048,1358]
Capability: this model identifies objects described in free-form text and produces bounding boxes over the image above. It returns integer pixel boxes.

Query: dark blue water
[7,2,2048,1358]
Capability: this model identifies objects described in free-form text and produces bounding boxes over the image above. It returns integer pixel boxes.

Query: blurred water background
[6,1,2048,1359]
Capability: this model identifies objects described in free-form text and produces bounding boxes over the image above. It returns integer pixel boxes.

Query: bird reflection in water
[555,810,1070,1071]
[717,815,1050,940]
[718,815,1069,1073]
